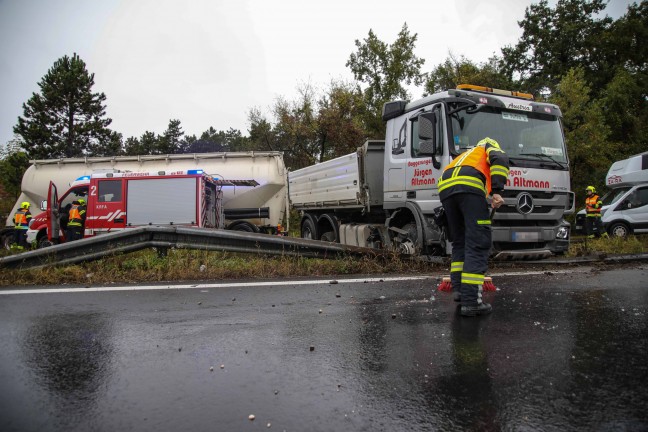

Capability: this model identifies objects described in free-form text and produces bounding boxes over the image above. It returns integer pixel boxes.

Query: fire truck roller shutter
[127,178,198,225]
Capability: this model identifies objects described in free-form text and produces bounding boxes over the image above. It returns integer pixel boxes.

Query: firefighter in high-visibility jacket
[13,201,32,250]
[585,186,607,238]
[66,198,87,242]
[438,137,509,317]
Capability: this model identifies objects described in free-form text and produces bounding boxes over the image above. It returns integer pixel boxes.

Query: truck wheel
[37,236,54,248]
[320,231,335,242]
[397,223,418,255]
[608,222,631,238]
[301,218,317,240]
[1,232,13,250]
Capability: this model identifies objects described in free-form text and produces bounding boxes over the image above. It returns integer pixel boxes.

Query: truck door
[89,179,126,234]
[384,117,408,202]
[46,181,59,242]
[406,104,445,197]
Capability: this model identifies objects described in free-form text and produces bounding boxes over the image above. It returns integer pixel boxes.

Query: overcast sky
[0,0,634,148]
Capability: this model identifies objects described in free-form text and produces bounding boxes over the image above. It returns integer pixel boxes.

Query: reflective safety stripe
[477,219,491,225]
[586,214,602,218]
[461,272,485,285]
[438,176,487,194]
[490,165,509,177]
[451,261,464,272]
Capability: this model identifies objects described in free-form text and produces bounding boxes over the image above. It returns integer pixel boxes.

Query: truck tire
[317,214,339,243]
[320,231,336,242]
[228,221,260,233]
[397,223,418,255]
[608,222,631,238]
[37,236,54,248]
[1,231,14,250]
[301,217,318,240]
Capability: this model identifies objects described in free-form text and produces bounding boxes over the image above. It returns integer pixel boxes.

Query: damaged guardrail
[0,226,387,270]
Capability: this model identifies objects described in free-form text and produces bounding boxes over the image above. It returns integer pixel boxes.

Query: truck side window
[392,121,407,155]
[98,180,122,202]
[60,187,89,217]
[411,118,421,157]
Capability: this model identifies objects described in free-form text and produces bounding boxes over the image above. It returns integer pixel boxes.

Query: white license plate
[511,231,541,242]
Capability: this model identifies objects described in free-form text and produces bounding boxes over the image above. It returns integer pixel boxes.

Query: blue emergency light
[75,175,91,181]
[187,169,204,175]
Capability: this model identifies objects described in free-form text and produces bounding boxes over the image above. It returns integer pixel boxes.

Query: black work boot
[460,302,492,317]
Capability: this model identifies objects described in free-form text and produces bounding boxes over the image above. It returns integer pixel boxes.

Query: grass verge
[1,235,645,287]
[0,249,440,287]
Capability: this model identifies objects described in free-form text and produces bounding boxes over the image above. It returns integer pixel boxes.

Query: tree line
[2,0,646,212]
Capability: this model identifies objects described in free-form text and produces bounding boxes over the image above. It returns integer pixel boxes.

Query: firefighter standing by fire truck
[66,198,87,241]
[585,186,607,239]
[13,201,32,250]
[438,137,510,317]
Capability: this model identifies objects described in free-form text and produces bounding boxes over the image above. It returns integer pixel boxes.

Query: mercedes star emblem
[516,192,534,215]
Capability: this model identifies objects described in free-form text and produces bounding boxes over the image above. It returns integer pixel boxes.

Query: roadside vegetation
[0,235,646,287]
[567,235,648,257]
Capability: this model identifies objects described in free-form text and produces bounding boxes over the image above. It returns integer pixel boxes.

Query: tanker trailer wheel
[1,231,13,250]
[228,221,260,233]
[301,217,318,240]
[608,222,631,238]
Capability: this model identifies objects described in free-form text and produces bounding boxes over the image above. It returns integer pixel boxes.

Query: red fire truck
[27,169,225,247]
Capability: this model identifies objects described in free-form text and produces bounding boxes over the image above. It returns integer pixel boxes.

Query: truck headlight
[556,227,569,239]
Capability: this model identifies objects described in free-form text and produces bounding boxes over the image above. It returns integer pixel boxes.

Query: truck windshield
[449,105,567,167]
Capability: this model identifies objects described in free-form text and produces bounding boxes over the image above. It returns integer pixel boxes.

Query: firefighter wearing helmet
[66,197,87,242]
[12,201,32,250]
[585,186,607,238]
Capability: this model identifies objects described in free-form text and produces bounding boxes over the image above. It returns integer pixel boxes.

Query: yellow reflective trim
[490,165,509,175]
[477,219,491,225]
[461,273,485,284]
[451,262,464,272]
[438,176,487,194]
[478,137,501,149]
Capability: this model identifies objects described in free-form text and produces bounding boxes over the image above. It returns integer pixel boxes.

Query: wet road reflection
[0,266,646,431]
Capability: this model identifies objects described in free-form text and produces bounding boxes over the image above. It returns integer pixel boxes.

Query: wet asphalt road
[1,264,647,432]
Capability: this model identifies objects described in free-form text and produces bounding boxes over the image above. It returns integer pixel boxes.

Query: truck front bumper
[491,221,571,259]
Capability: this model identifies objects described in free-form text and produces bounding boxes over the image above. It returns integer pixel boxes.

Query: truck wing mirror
[417,112,437,156]
[418,113,436,140]
[40,200,48,211]
[419,140,435,155]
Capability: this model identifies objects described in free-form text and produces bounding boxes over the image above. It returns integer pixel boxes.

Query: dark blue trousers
[441,193,492,305]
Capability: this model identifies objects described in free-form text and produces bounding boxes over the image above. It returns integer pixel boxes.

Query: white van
[578,153,648,237]
[575,152,648,237]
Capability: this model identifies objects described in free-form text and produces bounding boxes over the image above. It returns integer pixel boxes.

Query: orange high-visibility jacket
[68,204,86,227]
[438,137,509,198]
[14,209,31,229]
[585,194,602,216]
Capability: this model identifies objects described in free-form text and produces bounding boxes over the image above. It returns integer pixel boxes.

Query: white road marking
[0,276,431,295]
[0,268,591,296]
